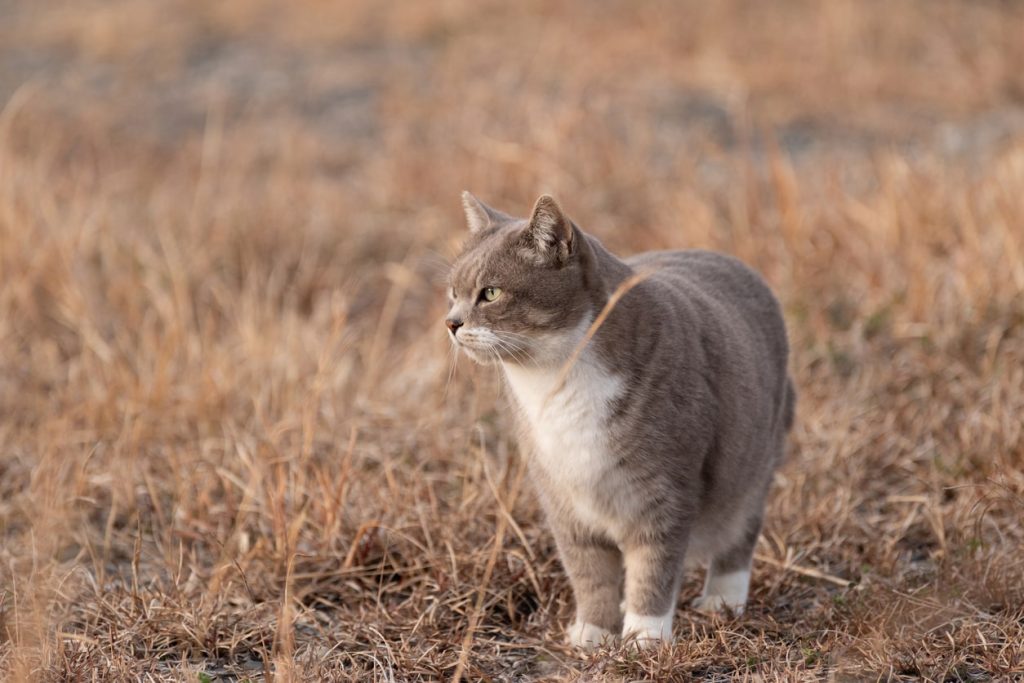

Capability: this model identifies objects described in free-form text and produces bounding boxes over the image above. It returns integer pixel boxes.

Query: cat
[445,192,795,648]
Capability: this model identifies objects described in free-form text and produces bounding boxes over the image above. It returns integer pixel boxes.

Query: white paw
[691,594,745,615]
[566,621,614,649]
[693,568,749,615]
[621,610,673,648]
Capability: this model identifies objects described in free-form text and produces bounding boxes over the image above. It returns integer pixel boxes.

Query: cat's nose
[446,318,463,334]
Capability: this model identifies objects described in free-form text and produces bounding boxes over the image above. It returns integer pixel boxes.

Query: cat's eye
[481,286,502,302]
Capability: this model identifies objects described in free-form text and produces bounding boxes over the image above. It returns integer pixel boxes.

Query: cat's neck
[577,229,634,306]
[501,333,619,424]
[501,315,595,375]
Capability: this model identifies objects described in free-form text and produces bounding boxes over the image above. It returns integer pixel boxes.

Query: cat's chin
[456,345,500,365]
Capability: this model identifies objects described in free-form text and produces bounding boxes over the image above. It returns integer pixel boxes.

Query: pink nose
[446,318,463,334]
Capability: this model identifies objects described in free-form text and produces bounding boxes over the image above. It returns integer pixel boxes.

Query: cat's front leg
[550,525,624,649]
[620,537,687,647]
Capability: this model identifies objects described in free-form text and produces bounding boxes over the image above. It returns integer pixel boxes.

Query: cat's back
[627,249,788,365]
[628,249,776,311]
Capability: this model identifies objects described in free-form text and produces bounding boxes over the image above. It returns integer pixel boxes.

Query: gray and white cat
[446,192,795,648]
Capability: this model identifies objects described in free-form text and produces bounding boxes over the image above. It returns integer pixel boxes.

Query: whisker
[492,330,534,341]
[503,339,538,367]
[492,334,538,367]
[443,344,459,398]
[485,337,512,360]
[493,331,531,348]
[492,338,528,366]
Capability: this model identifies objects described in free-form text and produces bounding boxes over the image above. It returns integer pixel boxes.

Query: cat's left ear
[523,194,574,265]
[462,191,511,234]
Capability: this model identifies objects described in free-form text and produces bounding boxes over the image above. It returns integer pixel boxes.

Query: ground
[1,1,1023,681]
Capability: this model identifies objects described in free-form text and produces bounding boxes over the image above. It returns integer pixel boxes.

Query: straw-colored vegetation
[1,1,1023,680]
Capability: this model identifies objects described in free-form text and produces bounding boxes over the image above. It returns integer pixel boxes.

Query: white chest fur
[502,356,630,536]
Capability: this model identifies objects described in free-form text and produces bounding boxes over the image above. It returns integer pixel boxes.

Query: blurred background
[1,1,1023,680]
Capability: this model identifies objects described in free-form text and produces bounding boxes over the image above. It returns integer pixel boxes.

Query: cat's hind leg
[692,514,760,615]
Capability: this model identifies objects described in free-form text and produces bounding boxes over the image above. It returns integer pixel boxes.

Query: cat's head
[445,192,593,366]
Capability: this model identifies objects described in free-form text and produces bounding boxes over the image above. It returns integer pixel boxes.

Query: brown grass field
[2,1,1023,680]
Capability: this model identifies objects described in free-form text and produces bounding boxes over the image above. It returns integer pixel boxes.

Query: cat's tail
[781,377,796,433]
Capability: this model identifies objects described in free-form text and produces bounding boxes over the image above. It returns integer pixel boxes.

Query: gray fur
[446,193,795,646]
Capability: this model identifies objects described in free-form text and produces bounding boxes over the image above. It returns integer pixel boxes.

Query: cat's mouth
[450,328,502,365]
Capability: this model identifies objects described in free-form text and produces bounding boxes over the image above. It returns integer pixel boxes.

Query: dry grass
[1,1,1023,680]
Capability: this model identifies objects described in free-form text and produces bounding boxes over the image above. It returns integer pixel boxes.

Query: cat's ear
[461,191,508,234]
[523,194,573,264]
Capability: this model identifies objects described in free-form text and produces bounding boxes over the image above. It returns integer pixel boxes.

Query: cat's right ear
[462,191,506,234]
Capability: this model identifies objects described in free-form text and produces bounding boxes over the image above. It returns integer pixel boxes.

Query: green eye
[481,286,502,302]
